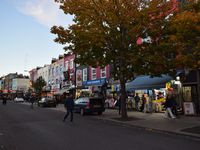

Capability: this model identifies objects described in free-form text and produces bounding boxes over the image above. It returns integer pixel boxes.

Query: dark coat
[64,97,74,110]
[164,96,176,108]
[134,95,140,103]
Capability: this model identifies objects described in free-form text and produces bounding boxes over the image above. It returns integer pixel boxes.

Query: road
[0,101,200,150]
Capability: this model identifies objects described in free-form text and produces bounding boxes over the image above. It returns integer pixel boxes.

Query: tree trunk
[120,79,128,119]
[119,25,128,119]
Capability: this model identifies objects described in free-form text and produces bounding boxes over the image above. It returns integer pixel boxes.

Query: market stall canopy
[126,75,173,91]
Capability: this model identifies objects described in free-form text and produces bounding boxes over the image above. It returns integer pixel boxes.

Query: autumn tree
[167,0,200,70]
[32,76,46,99]
[51,0,177,118]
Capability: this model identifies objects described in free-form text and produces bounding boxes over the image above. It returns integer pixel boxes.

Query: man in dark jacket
[164,94,176,119]
[30,95,35,109]
[2,95,7,105]
[63,92,74,122]
[134,93,140,111]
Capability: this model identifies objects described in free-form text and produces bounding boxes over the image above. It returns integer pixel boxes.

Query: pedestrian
[149,95,153,113]
[171,95,178,117]
[2,95,7,105]
[140,94,146,112]
[134,93,140,111]
[63,92,74,122]
[143,93,149,113]
[164,93,176,119]
[117,95,121,115]
[30,95,35,109]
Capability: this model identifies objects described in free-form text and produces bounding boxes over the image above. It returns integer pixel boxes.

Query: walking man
[2,95,7,105]
[164,93,176,119]
[63,92,74,122]
[30,94,35,109]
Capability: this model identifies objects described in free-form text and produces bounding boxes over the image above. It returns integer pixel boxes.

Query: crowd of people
[105,89,178,118]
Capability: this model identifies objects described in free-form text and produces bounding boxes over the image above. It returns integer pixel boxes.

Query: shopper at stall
[134,93,140,111]
[140,94,146,112]
[143,93,150,113]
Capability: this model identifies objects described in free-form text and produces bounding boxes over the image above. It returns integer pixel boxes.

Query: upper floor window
[70,59,74,69]
[60,65,63,73]
[48,69,51,76]
[52,68,54,76]
[92,68,96,80]
[65,61,69,71]
[83,68,87,81]
[56,66,59,75]
[101,67,106,78]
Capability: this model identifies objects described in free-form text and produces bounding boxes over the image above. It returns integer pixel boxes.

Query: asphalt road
[0,101,200,150]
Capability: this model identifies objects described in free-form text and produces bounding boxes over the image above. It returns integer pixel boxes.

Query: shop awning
[54,88,70,95]
[126,75,173,91]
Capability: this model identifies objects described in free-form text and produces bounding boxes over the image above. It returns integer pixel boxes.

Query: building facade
[12,78,30,92]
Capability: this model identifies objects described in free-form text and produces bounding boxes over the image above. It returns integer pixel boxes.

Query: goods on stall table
[152,98,166,112]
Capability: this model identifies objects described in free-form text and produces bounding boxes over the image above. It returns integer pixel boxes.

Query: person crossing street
[63,92,74,122]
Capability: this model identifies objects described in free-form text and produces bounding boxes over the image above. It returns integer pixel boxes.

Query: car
[14,97,24,102]
[74,97,105,116]
[38,97,57,107]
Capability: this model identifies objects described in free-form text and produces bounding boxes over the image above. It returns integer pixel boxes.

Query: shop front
[82,78,107,96]
[126,75,173,112]
[180,69,200,115]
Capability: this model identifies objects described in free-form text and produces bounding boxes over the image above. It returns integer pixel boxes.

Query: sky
[0,0,73,77]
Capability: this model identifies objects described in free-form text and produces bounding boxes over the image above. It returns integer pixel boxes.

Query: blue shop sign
[83,78,106,86]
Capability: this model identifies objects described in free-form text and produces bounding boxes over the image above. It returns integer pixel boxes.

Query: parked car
[74,97,105,116]
[38,97,56,107]
[14,97,24,102]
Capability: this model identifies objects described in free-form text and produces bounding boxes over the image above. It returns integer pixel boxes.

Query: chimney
[59,55,64,60]
[51,58,57,64]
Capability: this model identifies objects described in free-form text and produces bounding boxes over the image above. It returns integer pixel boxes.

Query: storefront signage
[183,102,195,115]
[83,79,106,86]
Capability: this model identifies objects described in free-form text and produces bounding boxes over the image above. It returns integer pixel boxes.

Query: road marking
[0,133,4,136]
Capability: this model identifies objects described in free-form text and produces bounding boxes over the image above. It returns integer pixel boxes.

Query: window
[60,65,63,73]
[52,68,54,76]
[48,69,51,76]
[83,68,87,81]
[56,66,59,75]
[65,61,69,71]
[92,68,96,80]
[70,59,74,69]
[101,67,106,78]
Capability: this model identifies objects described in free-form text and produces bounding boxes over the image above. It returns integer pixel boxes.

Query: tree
[51,0,180,118]
[167,0,200,70]
[32,77,46,98]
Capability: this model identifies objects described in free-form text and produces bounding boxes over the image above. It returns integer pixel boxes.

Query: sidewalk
[97,109,200,139]
[51,104,200,139]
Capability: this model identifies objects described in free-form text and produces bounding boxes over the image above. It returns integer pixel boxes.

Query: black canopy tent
[126,75,173,91]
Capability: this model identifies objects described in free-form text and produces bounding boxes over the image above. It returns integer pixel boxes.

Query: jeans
[165,108,176,118]
[63,109,73,122]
